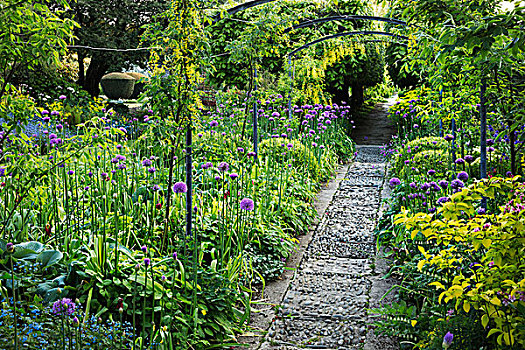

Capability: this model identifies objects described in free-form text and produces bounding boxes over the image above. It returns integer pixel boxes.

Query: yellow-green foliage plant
[395,177,525,348]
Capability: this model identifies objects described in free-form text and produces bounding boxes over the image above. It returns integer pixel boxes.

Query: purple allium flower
[421,182,430,191]
[247,151,256,157]
[430,181,440,191]
[56,124,63,130]
[487,138,494,146]
[173,252,177,259]
[464,155,474,163]
[229,173,238,179]
[438,180,448,189]
[52,298,76,316]
[389,177,401,187]
[173,182,187,193]
[101,172,108,178]
[409,182,417,189]
[142,159,152,167]
[442,332,453,349]
[201,162,213,170]
[451,179,465,189]
[67,170,74,175]
[147,167,156,174]
[237,147,244,153]
[144,258,151,267]
[214,175,220,181]
[455,158,465,165]
[218,162,229,172]
[457,171,469,181]
[444,134,454,141]
[141,245,147,253]
[240,198,254,211]
[43,116,50,122]
[506,171,513,177]
[437,196,450,204]
[49,133,57,139]
[427,169,436,176]
[41,110,49,115]
[477,208,486,215]
[428,207,436,213]
[488,146,495,152]
[209,120,219,127]
[59,95,66,100]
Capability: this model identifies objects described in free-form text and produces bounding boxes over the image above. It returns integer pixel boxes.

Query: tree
[0,0,76,100]
[52,0,168,97]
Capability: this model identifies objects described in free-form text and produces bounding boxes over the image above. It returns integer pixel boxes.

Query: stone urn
[100,72,135,100]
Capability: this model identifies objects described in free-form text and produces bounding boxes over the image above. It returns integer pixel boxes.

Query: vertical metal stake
[452,118,456,171]
[480,78,487,210]
[253,65,258,158]
[439,87,443,137]
[186,121,192,237]
[288,55,293,119]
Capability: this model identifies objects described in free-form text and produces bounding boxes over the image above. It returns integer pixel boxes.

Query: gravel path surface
[258,145,397,350]
[352,96,397,146]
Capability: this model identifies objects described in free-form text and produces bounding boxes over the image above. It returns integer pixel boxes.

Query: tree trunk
[326,84,349,105]
[82,55,110,97]
[350,83,364,109]
[77,51,85,86]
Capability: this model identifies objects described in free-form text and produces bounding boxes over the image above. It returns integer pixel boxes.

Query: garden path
[257,145,397,350]
[352,95,397,145]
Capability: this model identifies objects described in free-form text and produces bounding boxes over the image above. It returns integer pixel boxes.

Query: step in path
[258,145,397,350]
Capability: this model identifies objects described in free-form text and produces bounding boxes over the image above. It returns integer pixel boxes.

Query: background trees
[51,0,168,97]
[0,0,75,100]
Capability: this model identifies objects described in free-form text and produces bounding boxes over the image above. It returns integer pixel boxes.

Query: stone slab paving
[260,145,397,350]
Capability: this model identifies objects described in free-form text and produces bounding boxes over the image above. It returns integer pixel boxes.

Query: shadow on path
[352,95,397,146]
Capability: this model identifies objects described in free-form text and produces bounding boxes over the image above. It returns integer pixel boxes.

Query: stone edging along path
[237,145,397,350]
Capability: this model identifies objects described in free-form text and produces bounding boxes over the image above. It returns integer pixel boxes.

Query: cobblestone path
[259,146,396,350]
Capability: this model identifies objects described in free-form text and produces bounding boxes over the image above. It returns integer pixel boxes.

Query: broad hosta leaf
[37,250,64,268]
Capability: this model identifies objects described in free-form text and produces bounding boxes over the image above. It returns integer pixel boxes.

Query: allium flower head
[229,173,238,179]
[442,332,454,349]
[218,162,229,172]
[437,196,450,205]
[451,179,465,189]
[427,169,436,176]
[173,182,187,194]
[142,159,152,167]
[240,198,254,211]
[457,171,469,181]
[455,158,465,165]
[52,298,76,316]
[464,155,474,163]
[444,134,454,141]
[389,177,401,187]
